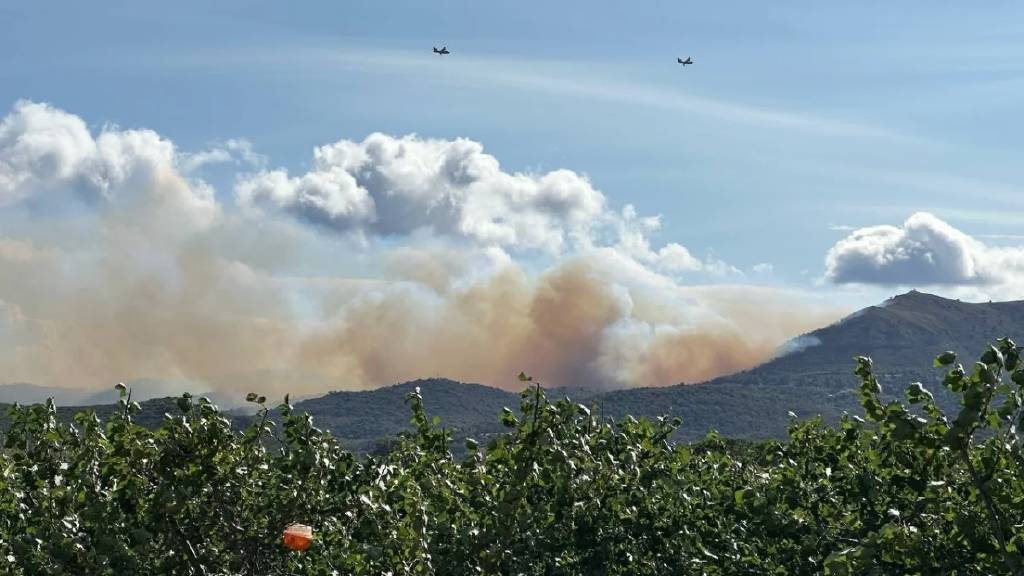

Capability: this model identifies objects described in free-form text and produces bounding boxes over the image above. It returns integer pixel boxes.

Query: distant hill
[0,379,260,410]
[0,397,190,432]
[283,290,1024,444]
[598,290,1024,440]
[292,378,519,453]
[767,290,1024,375]
[0,383,96,405]
[4,291,1023,451]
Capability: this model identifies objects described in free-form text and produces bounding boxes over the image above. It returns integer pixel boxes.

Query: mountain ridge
[5,290,1024,448]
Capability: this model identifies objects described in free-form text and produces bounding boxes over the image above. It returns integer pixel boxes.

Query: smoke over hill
[0,101,843,397]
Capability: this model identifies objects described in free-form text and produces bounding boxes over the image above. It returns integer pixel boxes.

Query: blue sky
[3,1,1024,392]
[6,1,1024,280]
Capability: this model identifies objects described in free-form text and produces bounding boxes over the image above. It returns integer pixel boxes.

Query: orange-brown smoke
[0,215,846,400]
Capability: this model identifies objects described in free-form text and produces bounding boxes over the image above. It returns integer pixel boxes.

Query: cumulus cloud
[235,133,607,252]
[0,100,95,206]
[0,100,846,397]
[0,99,219,233]
[825,212,1024,288]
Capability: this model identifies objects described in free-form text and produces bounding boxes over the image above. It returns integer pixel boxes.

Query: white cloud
[0,99,219,232]
[180,138,264,173]
[235,133,754,282]
[237,165,376,233]
[0,100,97,206]
[236,133,608,253]
[825,212,1024,288]
[828,224,857,232]
[571,204,742,278]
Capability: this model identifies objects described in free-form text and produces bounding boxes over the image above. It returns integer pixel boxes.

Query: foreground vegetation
[4,341,1024,574]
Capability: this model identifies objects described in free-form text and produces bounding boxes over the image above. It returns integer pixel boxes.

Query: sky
[3,1,1024,397]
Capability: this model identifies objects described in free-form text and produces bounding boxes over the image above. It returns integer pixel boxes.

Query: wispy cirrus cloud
[312,46,917,141]
[160,43,918,142]
[180,139,265,173]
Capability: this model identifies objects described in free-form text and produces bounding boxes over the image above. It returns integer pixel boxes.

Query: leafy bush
[3,342,1024,574]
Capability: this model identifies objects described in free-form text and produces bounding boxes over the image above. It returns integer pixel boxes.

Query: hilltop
[598,290,1024,439]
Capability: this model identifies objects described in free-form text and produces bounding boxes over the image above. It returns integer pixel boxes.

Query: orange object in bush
[283,523,313,551]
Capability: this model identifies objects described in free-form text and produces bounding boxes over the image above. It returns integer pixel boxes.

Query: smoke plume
[0,100,845,399]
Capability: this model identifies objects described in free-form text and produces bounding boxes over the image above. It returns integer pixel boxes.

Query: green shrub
[3,341,1024,574]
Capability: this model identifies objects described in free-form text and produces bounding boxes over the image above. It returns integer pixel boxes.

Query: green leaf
[734,489,747,505]
[499,407,518,428]
[934,351,957,367]
[906,382,933,404]
[979,364,997,385]
[1012,370,1024,386]
[981,345,1005,368]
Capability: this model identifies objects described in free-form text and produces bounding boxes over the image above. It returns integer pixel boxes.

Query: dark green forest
[4,340,1024,574]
